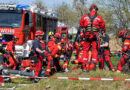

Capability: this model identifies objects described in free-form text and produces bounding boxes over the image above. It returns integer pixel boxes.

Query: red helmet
[118,30,127,37]
[35,30,44,36]
[89,4,98,11]
[61,39,66,44]
[55,33,61,38]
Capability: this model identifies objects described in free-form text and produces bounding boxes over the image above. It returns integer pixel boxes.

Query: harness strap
[86,13,98,40]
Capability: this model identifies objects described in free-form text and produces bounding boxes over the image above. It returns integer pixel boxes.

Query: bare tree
[97,0,130,33]
[33,0,46,10]
[73,0,88,17]
[56,3,79,26]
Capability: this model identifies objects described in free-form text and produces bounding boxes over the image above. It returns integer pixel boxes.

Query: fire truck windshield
[0,12,22,28]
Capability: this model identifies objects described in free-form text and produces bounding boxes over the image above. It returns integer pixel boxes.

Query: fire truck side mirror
[29,23,33,28]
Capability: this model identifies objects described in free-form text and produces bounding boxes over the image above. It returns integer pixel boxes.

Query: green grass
[17,70,130,90]
[2,56,130,90]
[111,56,120,66]
[1,78,32,89]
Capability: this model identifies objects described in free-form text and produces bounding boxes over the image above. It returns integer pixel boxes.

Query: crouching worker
[71,41,89,71]
[98,32,115,71]
[6,36,18,70]
[117,30,130,73]
[32,30,44,81]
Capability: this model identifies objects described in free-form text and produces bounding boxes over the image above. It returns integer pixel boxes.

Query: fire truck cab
[0,4,58,58]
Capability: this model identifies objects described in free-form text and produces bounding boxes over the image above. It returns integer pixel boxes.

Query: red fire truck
[0,4,58,57]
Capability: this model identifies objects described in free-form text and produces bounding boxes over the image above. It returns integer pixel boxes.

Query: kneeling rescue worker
[117,30,130,72]
[71,41,88,72]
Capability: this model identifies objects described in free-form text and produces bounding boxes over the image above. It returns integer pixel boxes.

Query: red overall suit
[99,34,114,71]
[117,35,130,72]
[99,50,114,70]
[32,30,44,77]
[49,33,63,72]
[45,38,56,76]
[80,5,106,63]
[48,38,56,51]
[98,34,114,71]
[44,52,53,76]
[32,39,43,77]
[51,43,62,71]
[71,41,89,70]
[6,41,17,70]
[72,50,88,69]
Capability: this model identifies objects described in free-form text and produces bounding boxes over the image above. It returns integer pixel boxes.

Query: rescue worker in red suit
[6,36,18,70]
[117,30,130,72]
[51,33,63,72]
[48,32,56,51]
[32,30,44,81]
[98,32,115,71]
[60,38,69,72]
[45,32,56,76]
[80,4,106,67]
[71,41,89,72]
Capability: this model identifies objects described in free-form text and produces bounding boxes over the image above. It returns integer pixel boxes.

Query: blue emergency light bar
[16,4,30,9]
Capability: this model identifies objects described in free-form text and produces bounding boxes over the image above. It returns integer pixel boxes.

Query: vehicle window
[0,12,23,28]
